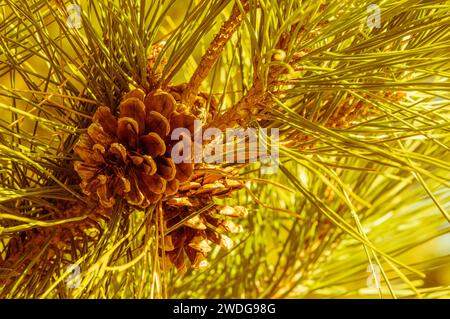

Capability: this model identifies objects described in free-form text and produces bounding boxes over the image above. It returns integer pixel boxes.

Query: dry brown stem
[182,1,250,106]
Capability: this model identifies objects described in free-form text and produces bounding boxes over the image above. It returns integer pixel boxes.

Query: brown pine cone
[161,165,246,271]
[163,203,248,272]
[74,88,196,208]
[0,202,102,287]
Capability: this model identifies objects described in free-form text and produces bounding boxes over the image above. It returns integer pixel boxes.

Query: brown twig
[209,29,294,129]
[182,1,250,106]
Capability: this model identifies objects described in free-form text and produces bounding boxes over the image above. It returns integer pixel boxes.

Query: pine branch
[0,0,449,299]
[182,0,250,105]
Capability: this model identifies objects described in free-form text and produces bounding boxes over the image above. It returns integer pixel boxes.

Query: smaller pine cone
[161,166,246,272]
[74,89,196,208]
[163,204,248,272]
[0,202,101,286]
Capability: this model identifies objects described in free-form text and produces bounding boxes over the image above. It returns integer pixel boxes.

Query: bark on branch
[183,1,250,105]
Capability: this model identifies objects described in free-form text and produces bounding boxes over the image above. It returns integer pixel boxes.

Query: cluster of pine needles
[0,0,449,298]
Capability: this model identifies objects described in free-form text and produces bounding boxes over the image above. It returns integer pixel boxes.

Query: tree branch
[183,1,250,105]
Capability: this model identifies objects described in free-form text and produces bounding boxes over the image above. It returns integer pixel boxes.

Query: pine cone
[74,88,196,208]
[73,84,248,271]
[0,202,101,287]
[162,165,246,271]
[163,203,247,272]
